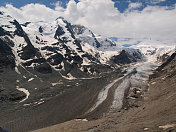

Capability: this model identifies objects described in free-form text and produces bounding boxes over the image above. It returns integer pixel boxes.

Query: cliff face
[111,49,142,64]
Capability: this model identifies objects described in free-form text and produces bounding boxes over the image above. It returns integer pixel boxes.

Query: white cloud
[128,3,142,9]
[0,4,62,22]
[150,0,166,4]
[0,0,176,42]
[50,1,61,7]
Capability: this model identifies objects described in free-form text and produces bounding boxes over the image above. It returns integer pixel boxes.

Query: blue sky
[1,0,176,12]
[0,0,69,8]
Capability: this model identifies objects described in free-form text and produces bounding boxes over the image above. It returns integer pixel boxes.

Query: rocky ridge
[0,11,142,104]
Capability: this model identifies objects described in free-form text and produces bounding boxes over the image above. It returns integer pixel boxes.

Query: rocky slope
[0,10,142,104]
[0,10,144,132]
[32,51,176,132]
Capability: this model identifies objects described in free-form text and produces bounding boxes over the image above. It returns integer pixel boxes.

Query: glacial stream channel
[89,58,158,113]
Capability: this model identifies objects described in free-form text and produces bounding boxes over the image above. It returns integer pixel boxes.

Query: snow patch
[23,103,31,106]
[151,82,156,84]
[75,119,88,122]
[37,101,45,105]
[144,128,149,131]
[159,124,176,130]
[16,86,30,103]
[15,67,21,74]
[28,78,34,82]
[61,73,77,80]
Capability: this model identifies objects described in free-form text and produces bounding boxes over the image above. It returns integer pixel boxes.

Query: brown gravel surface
[32,54,176,132]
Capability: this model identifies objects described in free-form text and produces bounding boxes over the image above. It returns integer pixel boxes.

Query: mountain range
[0,10,175,132]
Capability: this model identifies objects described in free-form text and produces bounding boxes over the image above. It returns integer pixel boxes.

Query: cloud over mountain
[1,0,176,42]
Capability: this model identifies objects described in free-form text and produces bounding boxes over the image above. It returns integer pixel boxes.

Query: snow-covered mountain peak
[2,11,174,81]
[1,11,176,117]
[0,11,18,34]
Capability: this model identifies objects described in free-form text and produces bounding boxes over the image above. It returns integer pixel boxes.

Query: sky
[0,0,176,42]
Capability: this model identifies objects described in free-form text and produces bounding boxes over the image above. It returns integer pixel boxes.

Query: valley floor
[0,70,123,132]
[32,57,176,132]
[1,55,176,132]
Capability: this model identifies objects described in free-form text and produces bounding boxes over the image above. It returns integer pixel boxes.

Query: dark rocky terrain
[32,51,176,132]
[0,11,145,132]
